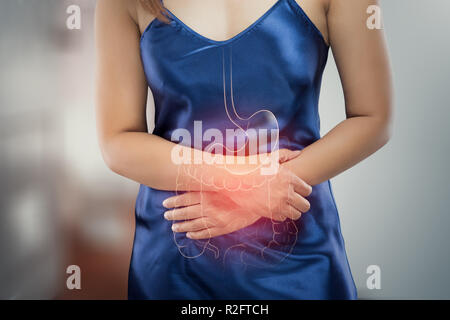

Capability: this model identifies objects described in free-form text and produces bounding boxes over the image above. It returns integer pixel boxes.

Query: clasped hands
[162,149,312,240]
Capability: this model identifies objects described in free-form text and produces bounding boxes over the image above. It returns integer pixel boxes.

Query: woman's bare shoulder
[293,0,330,45]
[96,0,131,15]
[96,0,154,32]
[132,0,157,34]
[96,0,135,27]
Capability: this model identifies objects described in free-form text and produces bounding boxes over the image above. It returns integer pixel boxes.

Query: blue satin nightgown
[129,0,357,299]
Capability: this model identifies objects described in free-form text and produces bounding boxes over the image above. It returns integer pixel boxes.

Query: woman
[95,0,392,299]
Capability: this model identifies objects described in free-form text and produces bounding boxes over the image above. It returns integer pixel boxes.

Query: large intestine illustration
[170,47,299,268]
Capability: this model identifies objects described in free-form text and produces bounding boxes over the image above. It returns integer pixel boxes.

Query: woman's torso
[128,0,357,299]
[135,0,329,45]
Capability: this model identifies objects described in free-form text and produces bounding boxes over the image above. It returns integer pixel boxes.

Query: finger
[268,195,287,222]
[283,203,302,220]
[172,217,215,233]
[164,204,203,221]
[272,216,287,222]
[287,189,311,213]
[278,149,302,163]
[187,227,223,240]
[162,192,201,209]
[290,174,312,197]
[269,212,287,222]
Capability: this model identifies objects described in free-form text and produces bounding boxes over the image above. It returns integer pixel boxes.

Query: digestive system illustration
[171,47,299,268]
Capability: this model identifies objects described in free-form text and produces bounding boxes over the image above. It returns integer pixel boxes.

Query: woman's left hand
[163,191,261,239]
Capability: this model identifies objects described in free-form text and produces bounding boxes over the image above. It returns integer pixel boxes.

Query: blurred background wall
[320,0,450,299]
[0,0,136,299]
[0,0,449,299]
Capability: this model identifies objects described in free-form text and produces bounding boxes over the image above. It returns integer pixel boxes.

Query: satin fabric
[129,0,357,299]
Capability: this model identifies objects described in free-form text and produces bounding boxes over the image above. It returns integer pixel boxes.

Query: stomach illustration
[171,47,299,268]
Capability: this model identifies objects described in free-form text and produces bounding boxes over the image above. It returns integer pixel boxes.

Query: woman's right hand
[224,161,312,222]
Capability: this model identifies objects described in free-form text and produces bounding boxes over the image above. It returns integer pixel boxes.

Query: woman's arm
[159,0,392,239]
[95,0,229,191]
[95,0,301,192]
[285,0,393,186]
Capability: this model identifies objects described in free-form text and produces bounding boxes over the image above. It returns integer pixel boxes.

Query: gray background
[320,0,450,299]
[0,0,449,299]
